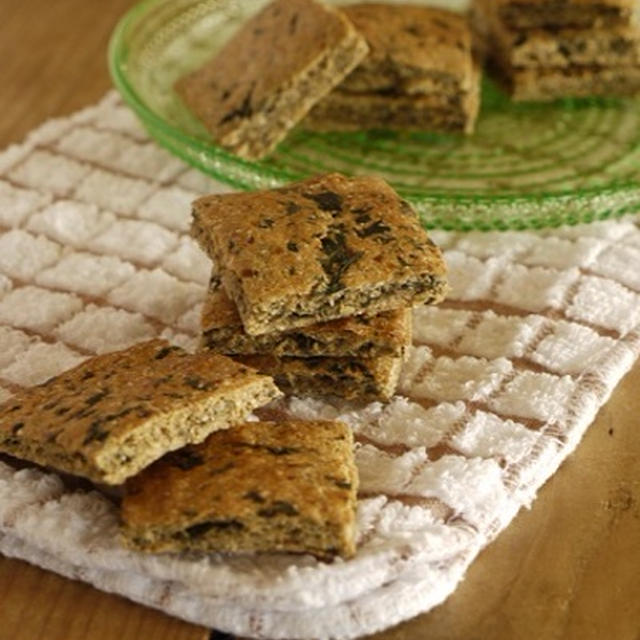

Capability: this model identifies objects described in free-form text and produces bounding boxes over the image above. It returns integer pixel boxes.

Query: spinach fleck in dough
[0,339,281,484]
[174,0,368,159]
[121,420,358,559]
[201,270,412,359]
[191,173,447,336]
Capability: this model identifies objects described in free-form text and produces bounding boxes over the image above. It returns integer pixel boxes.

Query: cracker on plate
[489,0,637,30]
[340,3,476,95]
[175,0,368,159]
[304,74,480,134]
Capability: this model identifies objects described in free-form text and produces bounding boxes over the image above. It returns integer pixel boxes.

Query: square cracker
[175,0,368,160]
[487,0,638,30]
[0,340,281,484]
[497,63,640,101]
[191,173,447,336]
[201,270,412,358]
[121,420,358,558]
[235,353,403,401]
[339,4,475,95]
[304,72,481,134]
[473,0,640,68]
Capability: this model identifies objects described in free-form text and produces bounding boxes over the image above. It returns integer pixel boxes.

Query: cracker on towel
[175,0,368,159]
[191,173,447,336]
[121,420,358,558]
[201,271,412,358]
[0,339,281,484]
[235,353,403,401]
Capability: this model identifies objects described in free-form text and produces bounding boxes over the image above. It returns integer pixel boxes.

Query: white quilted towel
[1,92,640,639]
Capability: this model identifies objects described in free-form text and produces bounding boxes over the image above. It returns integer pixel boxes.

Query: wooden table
[1,2,639,639]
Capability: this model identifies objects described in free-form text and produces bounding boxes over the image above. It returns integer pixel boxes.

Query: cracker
[175,0,368,159]
[0,340,281,484]
[339,4,475,95]
[201,271,412,358]
[473,0,640,68]
[489,0,638,30]
[304,76,481,134]
[121,420,358,558]
[496,63,640,101]
[235,353,403,401]
[191,173,447,336]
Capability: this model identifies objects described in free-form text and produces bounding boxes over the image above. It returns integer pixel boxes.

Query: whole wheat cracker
[191,173,447,336]
[472,0,640,69]
[121,420,358,558]
[0,339,281,484]
[339,4,475,95]
[304,74,480,134]
[201,271,412,358]
[175,0,368,159]
[235,353,403,401]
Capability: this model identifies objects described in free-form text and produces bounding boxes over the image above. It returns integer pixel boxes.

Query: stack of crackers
[193,172,448,401]
[176,0,479,159]
[0,171,448,562]
[305,4,481,134]
[472,0,640,101]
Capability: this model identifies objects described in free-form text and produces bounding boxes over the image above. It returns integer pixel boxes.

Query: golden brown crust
[175,0,368,159]
[340,4,475,94]
[191,173,447,336]
[200,271,412,358]
[0,340,281,484]
[121,420,358,559]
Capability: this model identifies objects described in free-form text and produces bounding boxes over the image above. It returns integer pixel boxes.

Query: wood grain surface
[1,1,639,640]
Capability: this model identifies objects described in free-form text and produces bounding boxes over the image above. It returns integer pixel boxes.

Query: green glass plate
[108,0,640,231]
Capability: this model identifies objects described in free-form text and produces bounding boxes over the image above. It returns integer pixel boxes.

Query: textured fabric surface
[1,92,640,638]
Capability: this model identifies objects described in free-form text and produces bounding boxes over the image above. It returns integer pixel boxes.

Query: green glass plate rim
[107,0,640,230]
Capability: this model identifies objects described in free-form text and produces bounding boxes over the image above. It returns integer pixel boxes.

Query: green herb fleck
[82,420,110,446]
[218,84,254,125]
[185,519,244,538]
[356,220,391,238]
[304,190,343,212]
[154,345,180,360]
[320,226,363,294]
